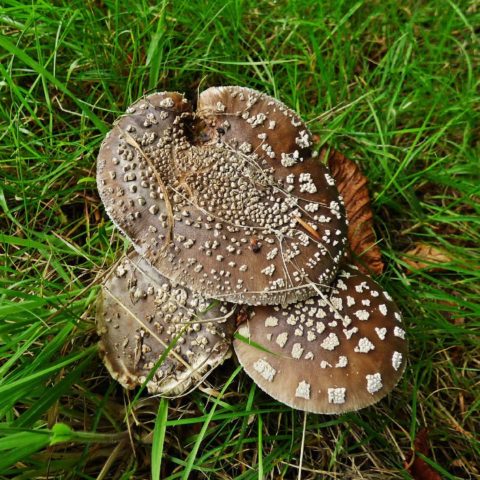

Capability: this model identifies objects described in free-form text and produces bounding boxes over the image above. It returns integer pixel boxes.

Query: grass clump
[1,1,479,478]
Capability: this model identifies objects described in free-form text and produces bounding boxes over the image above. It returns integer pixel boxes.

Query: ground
[0,1,479,479]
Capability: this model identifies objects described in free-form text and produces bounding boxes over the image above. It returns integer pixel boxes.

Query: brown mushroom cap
[97,87,347,306]
[197,86,314,169]
[96,251,236,396]
[233,266,407,413]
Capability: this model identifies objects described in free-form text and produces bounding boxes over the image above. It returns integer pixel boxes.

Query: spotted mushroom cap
[96,251,236,396]
[233,266,407,414]
[97,87,348,306]
[197,86,314,168]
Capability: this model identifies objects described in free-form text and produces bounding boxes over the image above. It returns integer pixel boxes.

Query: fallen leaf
[404,428,443,480]
[323,148,384,275]
[402,243,452,272]
[235,307,249,326]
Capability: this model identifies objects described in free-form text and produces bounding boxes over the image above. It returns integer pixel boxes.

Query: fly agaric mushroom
[233,266,407,413]
[97,87,348,306]
[96,251,236,395]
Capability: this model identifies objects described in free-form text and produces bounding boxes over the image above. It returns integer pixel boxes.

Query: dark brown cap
[96,251,236,396]
[97,88,348,306]
[234,266,407,413]
[198,86,314,169]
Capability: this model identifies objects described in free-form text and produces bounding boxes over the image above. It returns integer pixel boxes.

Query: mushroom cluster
[96,86,407,413]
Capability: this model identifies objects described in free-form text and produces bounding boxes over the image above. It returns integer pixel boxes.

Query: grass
[0,0,479,478]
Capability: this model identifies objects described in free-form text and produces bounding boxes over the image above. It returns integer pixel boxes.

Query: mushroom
[197,86,314,168]
[96,251,236,396]
[233,266,407,413]
[97,87,348,306]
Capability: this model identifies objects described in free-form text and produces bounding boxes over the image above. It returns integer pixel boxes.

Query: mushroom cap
[197,86,314,169]
[97,87,347,306]
[96,251,236,396]
[233,266,407,414]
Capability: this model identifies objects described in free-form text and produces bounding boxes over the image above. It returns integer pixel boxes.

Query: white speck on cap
[265,316,278,327]
[320,332,340,351]
[335,355,348,368]
[366,373,383,394]
[354,310,370,321]
[375,327,387,340]
[343,327,358,340]
[253,359,276,382]
[392,351,403,370]
[291,342,304,359]
[307,330,316,341]
[331,297,343,310]
[295,380,310,399]
[316,322,326,334]
[394,326,406,339]
[328,387,346,404]
[159,97,174,108]
[276,332,289,348]
[238,325,250,338]
[354,337,375,353]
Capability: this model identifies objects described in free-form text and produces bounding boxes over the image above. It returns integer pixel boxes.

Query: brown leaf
[402,243,452,272]
[235,307,249,327]
[323,148,384,275]
[404,428,443,480]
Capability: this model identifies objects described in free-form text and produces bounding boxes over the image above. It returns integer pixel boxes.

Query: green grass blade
[151,398,169,480]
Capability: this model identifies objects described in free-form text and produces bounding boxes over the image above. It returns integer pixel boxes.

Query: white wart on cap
[97,87,348,306]
[96,251,236,396]
[233,266,407,413]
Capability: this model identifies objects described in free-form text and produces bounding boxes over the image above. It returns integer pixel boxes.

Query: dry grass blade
[123,131,175,247]
[294,216,322,242]
[402,243,452,272]
[325,148,384,275]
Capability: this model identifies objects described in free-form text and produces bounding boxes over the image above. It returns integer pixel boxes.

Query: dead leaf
[404,428,443,480]
[235,307,249,326]
[402,243,452,272]
[323,148,384,275]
